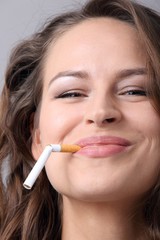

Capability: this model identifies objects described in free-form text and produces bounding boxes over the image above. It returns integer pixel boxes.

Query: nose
[85,94,122,127]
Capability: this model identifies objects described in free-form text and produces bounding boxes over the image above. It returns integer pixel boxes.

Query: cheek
[124,103,160,137]
[45,152,70,193]
[127,106,160,177]
[38,103,83,146]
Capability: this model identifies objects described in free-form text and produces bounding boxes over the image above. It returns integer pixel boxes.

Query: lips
[75,136,131,158]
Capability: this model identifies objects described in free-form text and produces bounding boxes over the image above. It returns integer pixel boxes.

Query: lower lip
[76,144,129,158]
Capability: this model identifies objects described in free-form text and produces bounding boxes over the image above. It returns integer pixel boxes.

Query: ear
[31,128,43,160]
[30,112,43,160]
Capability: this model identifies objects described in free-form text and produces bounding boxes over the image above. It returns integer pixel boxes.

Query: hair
[0,0,160,239]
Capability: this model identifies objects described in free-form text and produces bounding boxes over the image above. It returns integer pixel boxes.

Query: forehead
[46,17,141,52]
[43,18,145,81]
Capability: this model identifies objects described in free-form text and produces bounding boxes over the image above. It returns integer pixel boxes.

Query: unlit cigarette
[23,144,80,189]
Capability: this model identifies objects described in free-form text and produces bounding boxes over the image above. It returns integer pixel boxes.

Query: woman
[0,0,160,239]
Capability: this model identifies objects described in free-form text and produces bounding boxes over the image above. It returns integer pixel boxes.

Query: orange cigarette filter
[60,144,81,152]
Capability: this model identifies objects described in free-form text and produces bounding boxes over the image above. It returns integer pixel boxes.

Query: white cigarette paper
[23,144,80,189]
[23,145,53,189]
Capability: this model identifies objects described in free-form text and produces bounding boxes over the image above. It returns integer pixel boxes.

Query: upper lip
[75,136,131,147]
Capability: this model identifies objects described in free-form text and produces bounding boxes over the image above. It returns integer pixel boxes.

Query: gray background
[0,0,160,89]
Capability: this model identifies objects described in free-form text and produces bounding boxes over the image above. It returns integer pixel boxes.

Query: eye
[119,86,148,97]
[55,91,87,99]
[123,89,147,96]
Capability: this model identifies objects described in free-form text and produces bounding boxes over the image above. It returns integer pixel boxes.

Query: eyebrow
[48,70,89,88]
[48,67,147,87]
[115,67,147,80]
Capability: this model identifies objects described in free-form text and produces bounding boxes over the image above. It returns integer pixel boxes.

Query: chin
[63,185,122,203]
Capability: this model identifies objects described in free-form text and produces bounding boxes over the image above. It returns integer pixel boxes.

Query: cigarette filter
[23,144,80,189]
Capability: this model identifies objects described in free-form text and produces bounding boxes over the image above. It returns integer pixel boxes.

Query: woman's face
[32,18,160,203]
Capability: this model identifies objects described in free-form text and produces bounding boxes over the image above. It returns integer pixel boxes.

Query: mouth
[75,135,131,158]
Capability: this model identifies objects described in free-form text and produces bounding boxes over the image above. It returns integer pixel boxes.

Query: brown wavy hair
[0,0,160,239]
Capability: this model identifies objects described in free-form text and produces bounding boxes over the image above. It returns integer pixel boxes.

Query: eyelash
[55,89,147,99]
[55,91,86,99]
[121,89,147,96]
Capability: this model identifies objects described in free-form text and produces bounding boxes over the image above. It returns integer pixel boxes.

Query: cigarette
[23,144,80,190]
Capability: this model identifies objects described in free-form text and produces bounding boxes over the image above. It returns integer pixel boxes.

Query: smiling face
[32,18,160,203]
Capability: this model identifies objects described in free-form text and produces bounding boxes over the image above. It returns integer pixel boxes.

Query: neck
[61,197,146,240]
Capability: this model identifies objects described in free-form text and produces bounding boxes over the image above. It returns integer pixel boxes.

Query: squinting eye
[55,91,86,98]
[124,90,147,96]
[120,89,147,96]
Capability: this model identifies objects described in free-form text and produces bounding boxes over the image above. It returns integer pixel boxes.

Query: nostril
[105,118,115,123]
[87,119,94,124]
[86,117,116,125]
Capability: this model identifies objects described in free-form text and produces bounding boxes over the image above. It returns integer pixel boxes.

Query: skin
[32,18,160,240]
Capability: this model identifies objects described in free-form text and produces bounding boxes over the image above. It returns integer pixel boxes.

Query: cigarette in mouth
[23,144,80,190]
